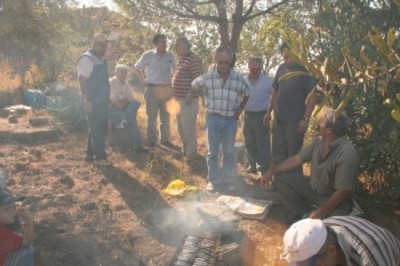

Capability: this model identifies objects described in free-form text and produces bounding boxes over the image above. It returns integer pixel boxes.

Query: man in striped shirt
[172,37,202,159]
[282,216,400,266]
[191,46,251,192]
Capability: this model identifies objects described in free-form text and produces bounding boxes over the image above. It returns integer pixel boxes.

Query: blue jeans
[206,113,237,185]
[109,100,144,148]
[6,245,34,266]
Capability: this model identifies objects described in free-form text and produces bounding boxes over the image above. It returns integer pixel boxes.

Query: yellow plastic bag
[163,179,199,196]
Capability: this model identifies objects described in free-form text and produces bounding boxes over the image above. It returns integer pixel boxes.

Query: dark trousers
[271,119,304,172]
[87,103,109,159]
[242,111,270,173]
[274,172,353,217]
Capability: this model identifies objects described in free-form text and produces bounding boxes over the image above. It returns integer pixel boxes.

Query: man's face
[216,51,232,75]
[282,49,294,66]
[248,61,262,79]
[0,203,16,225]
[318,116,332,139]
[94,41,108,57]
[175,39,188,57]
[155,38,167,53]
[115,69,128,82]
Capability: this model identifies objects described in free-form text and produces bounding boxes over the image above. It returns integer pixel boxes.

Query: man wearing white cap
[282,216,400,265]
[109,64,148,153]
[78,33,111,165]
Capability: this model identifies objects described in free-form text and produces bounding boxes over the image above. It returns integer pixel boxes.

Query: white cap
[115,64,130,71]
[281,218,327,263]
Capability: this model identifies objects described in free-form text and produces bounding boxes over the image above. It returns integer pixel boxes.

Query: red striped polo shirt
[172,51,202,98]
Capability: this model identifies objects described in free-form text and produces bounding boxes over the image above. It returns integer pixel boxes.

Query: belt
[148,83,171,87]
[245,110,267,114]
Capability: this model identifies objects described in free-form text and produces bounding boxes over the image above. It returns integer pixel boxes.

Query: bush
[55,88,87,131]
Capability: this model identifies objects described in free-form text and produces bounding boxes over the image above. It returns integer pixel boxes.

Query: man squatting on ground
[282,216,400,266]
[172,37,202,159]
[109,64,148,153]
[264,43,317,172]
[78,34,111,166]
[134,34,176,148]
[243,57,273,175]
[261,109,359,223]
[190,46,250,192]
[0,188,34,266]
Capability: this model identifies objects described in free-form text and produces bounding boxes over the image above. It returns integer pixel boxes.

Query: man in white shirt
[134,34,176,148]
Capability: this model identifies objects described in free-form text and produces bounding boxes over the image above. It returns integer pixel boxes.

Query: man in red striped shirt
[172,37,202,159]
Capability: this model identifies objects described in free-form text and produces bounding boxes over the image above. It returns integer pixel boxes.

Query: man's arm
[308,190,352,219]
[263,87,277,125]
[260,155,303,189]
[235,95,249,119]
[16,208,34,246]
[79,75,92,113]
[298,89,317,132]
[133,68,147,87]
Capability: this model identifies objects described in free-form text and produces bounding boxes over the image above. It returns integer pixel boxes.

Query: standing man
[191,46,251,192]
[78,34,111,166]
[172,37,202,159]
[264,43,317,171]
[243,57,273,175]
[260,109,359,224]
[134,34,176,148]
[109,64,148,153]
[282,217,400,266]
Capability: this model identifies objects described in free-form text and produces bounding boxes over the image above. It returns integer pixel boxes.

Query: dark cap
[0,188,25,205]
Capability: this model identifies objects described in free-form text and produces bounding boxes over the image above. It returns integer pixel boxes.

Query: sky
[76,0,118,11]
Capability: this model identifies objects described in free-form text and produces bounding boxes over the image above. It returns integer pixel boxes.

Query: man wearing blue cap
[0,188,34,266]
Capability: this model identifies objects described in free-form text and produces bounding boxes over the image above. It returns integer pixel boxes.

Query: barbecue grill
[170,234,221,266]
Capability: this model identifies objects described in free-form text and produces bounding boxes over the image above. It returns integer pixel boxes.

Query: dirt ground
[1,114,399,266]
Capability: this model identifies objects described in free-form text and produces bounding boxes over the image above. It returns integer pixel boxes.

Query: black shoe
[161,141,175,148]
[147,142,156,148]
[134,147,149,153]
[84,155,94,162]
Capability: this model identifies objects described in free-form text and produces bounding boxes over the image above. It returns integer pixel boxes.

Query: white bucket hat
[281,218,327,263]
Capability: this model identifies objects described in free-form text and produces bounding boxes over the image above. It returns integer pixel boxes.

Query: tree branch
[246,0,289,20]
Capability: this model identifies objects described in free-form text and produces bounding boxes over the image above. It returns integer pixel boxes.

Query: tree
[114,0,289,52]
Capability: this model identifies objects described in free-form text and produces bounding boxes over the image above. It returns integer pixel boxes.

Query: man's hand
[83,100,93,113]
[184,93,193,105]
[263,112,272,126]
[16,207,33,224]
[260,171,273,190]
[298,119,309,133]
[308,208,329,219]
[235,106,244,120]
[114,100,128,109]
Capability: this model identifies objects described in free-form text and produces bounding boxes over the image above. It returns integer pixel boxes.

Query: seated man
[282,216,400,265]
[109,64,148,153]
[260,109,359,223]
[0,188,34,266]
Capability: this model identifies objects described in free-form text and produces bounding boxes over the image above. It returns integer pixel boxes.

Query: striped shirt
[172,52,202,98]
[323,216,400,266]
[134,49,176,84]
[192,69,251,117]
